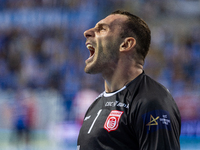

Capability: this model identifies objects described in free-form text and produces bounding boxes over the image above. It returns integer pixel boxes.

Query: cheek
[97,36,121,55]
[96,38,107,53]
[99,36,114,49]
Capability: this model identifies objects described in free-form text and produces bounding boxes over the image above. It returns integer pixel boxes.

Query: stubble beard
[84,48,119,75]
[84,55,105,74]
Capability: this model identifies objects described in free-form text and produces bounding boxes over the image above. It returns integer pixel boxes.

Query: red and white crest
[104,110,124,132]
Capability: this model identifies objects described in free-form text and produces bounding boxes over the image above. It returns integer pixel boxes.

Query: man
[77,10,181,150]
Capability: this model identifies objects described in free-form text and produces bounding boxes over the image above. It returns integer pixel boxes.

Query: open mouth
[86,44,95,59]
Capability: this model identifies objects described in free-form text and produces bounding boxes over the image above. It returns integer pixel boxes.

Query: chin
[84,66,93,74]
[84,66,99,74]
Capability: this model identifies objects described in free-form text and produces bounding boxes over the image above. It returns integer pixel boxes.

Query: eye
[98,25,106,31]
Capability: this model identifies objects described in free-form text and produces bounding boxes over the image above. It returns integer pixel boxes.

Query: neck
[104,60,143,93]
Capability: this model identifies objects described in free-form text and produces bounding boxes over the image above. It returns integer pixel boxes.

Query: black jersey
[77,72,181,150]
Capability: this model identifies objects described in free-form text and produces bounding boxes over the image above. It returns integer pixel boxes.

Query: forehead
[96,14,128,27]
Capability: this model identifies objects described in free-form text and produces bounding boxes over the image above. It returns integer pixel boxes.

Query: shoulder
[127,73,172,103]
[128,73,178,115]
[143,74,169,93]
[139,74,172,100]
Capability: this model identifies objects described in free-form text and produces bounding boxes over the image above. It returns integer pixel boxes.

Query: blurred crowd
[0,0,199,122]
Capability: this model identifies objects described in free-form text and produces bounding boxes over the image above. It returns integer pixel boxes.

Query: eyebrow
[95,23,109,28]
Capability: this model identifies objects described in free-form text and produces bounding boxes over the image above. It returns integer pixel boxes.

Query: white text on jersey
[105,101,129,109]
[84,115,91,121]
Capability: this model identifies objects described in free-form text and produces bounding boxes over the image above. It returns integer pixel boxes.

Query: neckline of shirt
[103,86,126,97]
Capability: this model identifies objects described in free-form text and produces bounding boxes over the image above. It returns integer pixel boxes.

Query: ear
[120,37,136,52]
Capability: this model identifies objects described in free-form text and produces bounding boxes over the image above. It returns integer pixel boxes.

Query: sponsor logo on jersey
[104,110,124,132]
[84,115,91,121]
[105,101,129,109]
[142,110,171,134]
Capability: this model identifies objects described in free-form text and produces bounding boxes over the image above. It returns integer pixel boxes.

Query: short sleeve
[129,97,181,150]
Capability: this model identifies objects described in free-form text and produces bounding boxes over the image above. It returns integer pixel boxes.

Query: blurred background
[0,0,199,150]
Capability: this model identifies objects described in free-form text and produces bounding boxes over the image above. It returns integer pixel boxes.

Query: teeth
[86,44,94,50]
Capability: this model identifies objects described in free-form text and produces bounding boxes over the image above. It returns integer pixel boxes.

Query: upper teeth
[87,44,94,50]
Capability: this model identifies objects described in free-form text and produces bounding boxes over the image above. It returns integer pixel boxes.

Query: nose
[84,28,95,38]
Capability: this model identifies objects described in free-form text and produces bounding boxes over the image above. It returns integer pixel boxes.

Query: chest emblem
[104,110,124,132]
